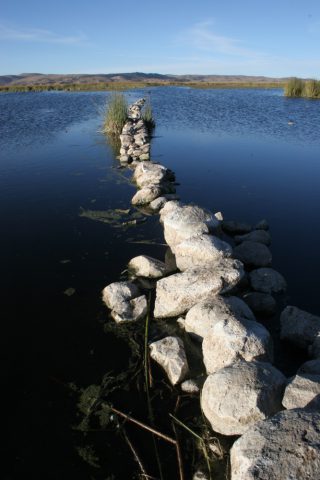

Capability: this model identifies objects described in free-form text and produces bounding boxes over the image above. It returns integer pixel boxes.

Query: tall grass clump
[142,99,155,132]
[102,93,128,135]
[303,79,320,98]
[284,77,304,97]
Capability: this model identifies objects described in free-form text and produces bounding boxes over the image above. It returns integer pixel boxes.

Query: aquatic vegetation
[285,77,320,98]
[142,98,155,132]
[79,207,146,228]
[102,93,128,136]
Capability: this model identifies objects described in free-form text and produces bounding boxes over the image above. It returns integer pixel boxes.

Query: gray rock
[185,295,255,340]
[139,153,150,161]
[202,317,273,374]
[164,248,177,274]
[160,203,220,251]
[111,294,147,323]
[310,334,320,359]
[230,409,320,480]
[234,229,271,246]
[174,234,232,271]
[298,359,320,375]
[128,255,167,279]
[133,162,168,188]
[102,281,140,312]
[201,361,286,436]
[243,292,277,316]
[193,470,209,480]
[153,259,244,318]
[149,196,168,210]
[222,220,252,234]
[181,379,200,394]
[280,306,320,348]
[149,336,189,385]
[254,218,269,230]
[249,267,287,293]
[233,241,272,267]
[131,185,162,205]
[282,373,320,409]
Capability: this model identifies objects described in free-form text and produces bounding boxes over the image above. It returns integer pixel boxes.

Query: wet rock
[164,247,177,273]
[174,234,232,271]
[222,220,252,234]
[119,133,134,147]
[202,317,273,374]
[150,194,180,211]
[243,292,277,316]
[298,359,320,375]
[128,255,167,279]
[233,241,272,267]
[181,378,200,394]
[160,203,220,251]
[185,295,255,340]
[149,336,189,385]
[280,306,320,349]
[254,218,269,230]
[102,281,140,312]
[230,409,320,480]
[249,267,287,293]
[111,295,147,323]
[131,185,162,205]
[282,373,320,409]
[234,229,271,246]
[139,153,149,161]
[193,470,209,480]
[133,162,169,188]
[201,361,286,436]
[310,335,320,358]
[153,259,244,318]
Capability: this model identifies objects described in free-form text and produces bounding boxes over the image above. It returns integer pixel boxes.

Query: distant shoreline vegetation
[284,78,320,99]
[0,81,284,93]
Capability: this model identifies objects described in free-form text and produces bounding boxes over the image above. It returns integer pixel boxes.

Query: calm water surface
[1,88,319,478]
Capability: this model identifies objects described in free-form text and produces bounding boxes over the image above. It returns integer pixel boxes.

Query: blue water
[1,88,319,478]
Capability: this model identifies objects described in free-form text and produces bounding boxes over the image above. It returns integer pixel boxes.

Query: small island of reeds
[285,77,320,99]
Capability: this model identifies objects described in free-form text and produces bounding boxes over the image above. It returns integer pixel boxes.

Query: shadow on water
[1,88,320,478]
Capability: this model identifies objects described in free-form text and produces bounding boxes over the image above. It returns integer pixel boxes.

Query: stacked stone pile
[101,100,320,479]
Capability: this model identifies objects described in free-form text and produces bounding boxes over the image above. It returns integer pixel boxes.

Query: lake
[1,87,319,479]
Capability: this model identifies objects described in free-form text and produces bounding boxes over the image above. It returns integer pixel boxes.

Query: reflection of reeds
[142,99,155,132]
[285,77,320,98]
[102,93,128,136]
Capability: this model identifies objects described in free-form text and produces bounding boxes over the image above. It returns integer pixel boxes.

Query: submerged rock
[174,234,232,271]
[149,336,189,385]
[230,410,320,480]
[254,218,269,230]
[280,306,320,349]
[153,259,244,318]
[243,292,277,316]
[282,373,320,409]
[202,317,273,374]
[128,255,167,279]
[234,229,271,246]
[249,267,286,293]
[131,185,162,205]
[201,361,286,436]
[184,295,255,340]
[133,161,169,188]
[222,220,252,234]
[310,335,320,358]
[233,241,272,267]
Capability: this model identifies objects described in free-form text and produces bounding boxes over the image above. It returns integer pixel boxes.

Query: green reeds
[285,77,320,98]
[142,99,155,132]
[102,92,128,136]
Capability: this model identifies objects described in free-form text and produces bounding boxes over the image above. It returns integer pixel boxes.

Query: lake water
[1,88,320,479]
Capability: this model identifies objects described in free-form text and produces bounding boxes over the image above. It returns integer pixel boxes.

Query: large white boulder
[185,295,255,340]
[153,259,244,318]
[201,361,286,436]
[282,373,320,409]
[280,306,320,349]
[128,255,167,279]
[230,410,320,480]
[149,336,189,385]
[131,185,162,205]
[111,295,148,323]
[202,317,273,374]
[133,161,170,188]
[174,234,232,271]
[102,281,140,312]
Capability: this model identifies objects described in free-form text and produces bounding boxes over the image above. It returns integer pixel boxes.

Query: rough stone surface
[160,203,220,250]
[131,185,162,205]
[202,317,273,374]
[222,220,252,234]
[185,295,255,340]
[280,306,320,348]
[234,229,271,246]
[230,409,320,480]
[111,294,147,323]
[243,292,277,316]
[128,255,167,279]
[149,336,189,385]
[310,335,320,359]
[233,241,272,267]
[174,234,232,271]
[201,361,286,436]
[181,379,200,394]
[133,162,169,188]
[298,359,320,375]
[153,259,244,318]
[249,267,287,293]
[102,281,140,312]
[282,373,320,409]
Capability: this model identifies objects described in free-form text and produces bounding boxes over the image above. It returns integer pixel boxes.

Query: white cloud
[0,23,87,45]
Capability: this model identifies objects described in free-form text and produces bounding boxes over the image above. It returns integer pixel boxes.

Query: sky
[1,0,320,78]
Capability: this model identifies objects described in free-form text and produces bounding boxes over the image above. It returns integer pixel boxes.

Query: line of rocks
[102,99,320,479]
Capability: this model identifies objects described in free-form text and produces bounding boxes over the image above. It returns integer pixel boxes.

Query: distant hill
[0,72,287,86]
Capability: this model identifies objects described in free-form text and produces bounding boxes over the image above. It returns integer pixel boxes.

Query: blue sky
[1,0,320,77]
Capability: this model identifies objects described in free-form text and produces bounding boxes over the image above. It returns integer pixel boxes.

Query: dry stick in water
[122,427,149,478]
